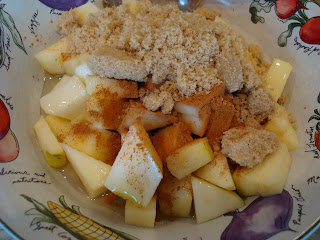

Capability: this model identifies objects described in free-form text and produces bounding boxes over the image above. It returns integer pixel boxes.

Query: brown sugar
[221,126,280,168]
[55,10,80,36]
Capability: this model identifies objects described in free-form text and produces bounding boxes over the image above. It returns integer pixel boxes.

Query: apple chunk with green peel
[232,142,292,197]
[125,195,157,228]
[192,176,244,224]
[40,75,88,120]
[166,138,214,180]
[61,144,111,198]
[35,37,71,75]
[33,116,67,168]
[104,120,163,207]
[158,171,193,217]
[265,104,299,151]
[194,152,235,190]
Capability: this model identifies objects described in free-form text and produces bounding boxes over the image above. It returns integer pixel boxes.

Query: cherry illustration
[299,16,320,44]
[0,99,10,140]
[275,0,308,19]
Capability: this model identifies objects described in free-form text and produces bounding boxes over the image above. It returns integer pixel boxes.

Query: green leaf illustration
[278,22,302,47]
[249,1,275,24]
[314,109,320,116]
[297,9,309,23]
[316,122,320,133]
[0,23,4,68]
[318,92,320,104]
[308,115,320,122]
[0,8,27,54]
[21,194,54,217]
[58,195,83,216]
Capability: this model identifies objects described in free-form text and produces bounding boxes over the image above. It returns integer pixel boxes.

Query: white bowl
[0,0,319,239]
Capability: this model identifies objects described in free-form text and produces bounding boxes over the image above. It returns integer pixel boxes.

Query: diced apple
[73,2,100,26]
[123,0,141,15]
[232,142,292,197]
[104,120,163,207]
[191,176,244,224]
[263,59,292,101]
[63,54,89,76]
[174,83,225,117]
[166,138,214,180]
[61,144,111,198]
[119,103,177,132]
[178,104,211,137]
[45,115,71,137]
[62,121,121,165]
[52,75,71,91]
[85,75,138,98]
[75,62,94,80]
[40,75,88,120]
[125,195,157,228]
[158,172,192,217]
[85,90,130,130]
[35,37,71,75]
[206,96,235,146]
[265,104,299,151]
[194,152,236,190]
[151,122,193,164]
[33,116,67,168]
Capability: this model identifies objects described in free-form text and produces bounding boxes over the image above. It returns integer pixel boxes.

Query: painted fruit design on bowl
[0,99,19,162]
[221,190,294,240]
[308,93,320,151]
[38,0,88,11]
[249,0,320,46]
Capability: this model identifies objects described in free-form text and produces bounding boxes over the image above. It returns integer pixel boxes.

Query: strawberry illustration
[300,16,320,44]
[275,0,308,19]
[308,93,320,151]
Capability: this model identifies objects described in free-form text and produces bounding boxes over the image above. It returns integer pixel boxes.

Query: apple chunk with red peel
[192,176,244,224]
[194,152,236,190]
[61,144,111,198]
[104,120,163,207]
[166,138,214,180]
[158,171,193,217]
[119,103,178,132]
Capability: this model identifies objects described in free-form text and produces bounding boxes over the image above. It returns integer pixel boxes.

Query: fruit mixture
[33,0,299,227]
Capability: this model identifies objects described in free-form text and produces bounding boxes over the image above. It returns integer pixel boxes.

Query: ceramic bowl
[0,0,319,239]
